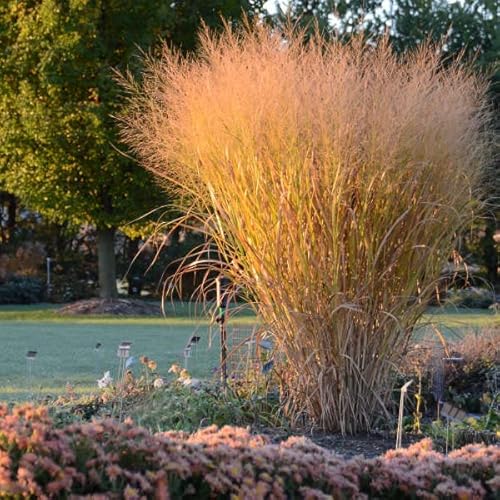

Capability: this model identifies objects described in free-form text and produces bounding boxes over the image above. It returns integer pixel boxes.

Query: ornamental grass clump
[119,23,493,433]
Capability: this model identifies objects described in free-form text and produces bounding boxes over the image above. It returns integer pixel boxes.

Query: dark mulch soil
[259,428,420,458]
[58,298,162,316]
[308,432,420,458]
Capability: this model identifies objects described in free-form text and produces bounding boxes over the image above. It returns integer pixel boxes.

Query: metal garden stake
[216,277,229,388]
[25,350,37,400]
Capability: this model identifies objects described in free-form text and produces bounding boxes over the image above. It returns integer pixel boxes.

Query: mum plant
[119,23,493,433]
[0,404,499,498]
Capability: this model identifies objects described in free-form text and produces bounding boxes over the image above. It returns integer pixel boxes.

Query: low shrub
[130,384,283,433]
[446,287,496,309]
[397,328,499,449]
[47,371,284,434]
[445,331,499,414]
[0,404,498,498]
[425,418,498,451]
[0,242,46,281]
[48,273,96,303]
[401,329,499,413]
[0,277,45,304]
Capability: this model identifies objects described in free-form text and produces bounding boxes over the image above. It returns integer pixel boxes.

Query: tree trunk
[6,193,16,236]
[97,227,118,299]
[0,191,17,243]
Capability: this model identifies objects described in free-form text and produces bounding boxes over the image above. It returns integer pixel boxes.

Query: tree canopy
[0,0,167,229]
[0,0,264,297]
[279,0,499,286]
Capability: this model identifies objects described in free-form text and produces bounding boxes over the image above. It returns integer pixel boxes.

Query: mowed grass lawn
[0,302,256,401]
[0,303,497,401]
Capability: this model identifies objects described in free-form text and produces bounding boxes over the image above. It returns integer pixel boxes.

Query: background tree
[0,0,263,299]
[270,0,386,36]
[277,0,499,288]
[0,192,17,244]
[389,0,499,288]
[161,0,264,52]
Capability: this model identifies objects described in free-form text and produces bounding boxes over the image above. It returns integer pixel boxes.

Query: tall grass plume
[119,23,493,433]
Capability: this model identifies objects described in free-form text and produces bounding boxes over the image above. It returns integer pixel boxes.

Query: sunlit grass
[0,320,221,401]
[415,308,499,341]
[0,301,256,324]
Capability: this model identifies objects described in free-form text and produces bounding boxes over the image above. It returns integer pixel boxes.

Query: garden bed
[0,404,498,499]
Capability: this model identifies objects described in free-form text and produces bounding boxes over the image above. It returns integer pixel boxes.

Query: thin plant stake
[216,277,228,388]
[25,350,37,401]
[396,380,413,449]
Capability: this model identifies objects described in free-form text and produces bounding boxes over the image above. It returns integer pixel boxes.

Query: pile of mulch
[57,298,162,316]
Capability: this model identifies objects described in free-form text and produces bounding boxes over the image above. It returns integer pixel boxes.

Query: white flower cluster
[97,371,113,389]
[153,378,164,389]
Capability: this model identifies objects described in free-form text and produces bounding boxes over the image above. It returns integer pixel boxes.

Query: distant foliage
[0,242,46,281]
[0,277,44,304]
[0,404,498,498]
[446,287,497,309]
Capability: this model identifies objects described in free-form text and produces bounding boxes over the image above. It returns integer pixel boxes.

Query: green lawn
[0,303,497,402]
[414,307,499,340]
[0,321,219,401]
[0,302,256,401]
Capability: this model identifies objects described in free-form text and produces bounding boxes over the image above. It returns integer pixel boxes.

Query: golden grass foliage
[119,23,493,433]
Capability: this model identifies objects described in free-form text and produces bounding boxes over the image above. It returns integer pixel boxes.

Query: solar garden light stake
[396,380,413,449]
[116,342,132,385]
[116,342,132,422]
[25,351,37,400]
[183,335,200,371]
[441,402,467,455]
[450,418,454,455]
[183,345,191,370]
[440,356,465,454]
